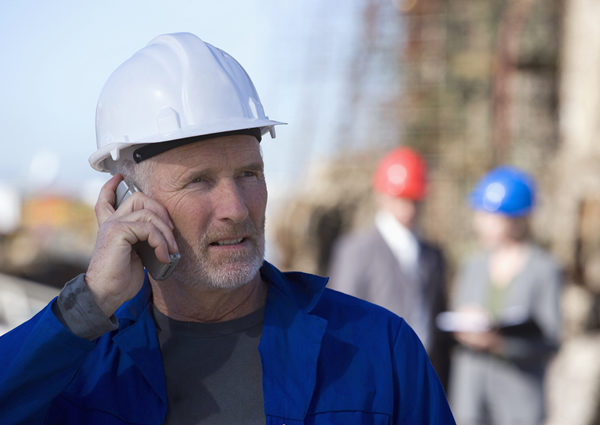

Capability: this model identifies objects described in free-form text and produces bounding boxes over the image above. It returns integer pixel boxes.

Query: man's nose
[214,179,249,223]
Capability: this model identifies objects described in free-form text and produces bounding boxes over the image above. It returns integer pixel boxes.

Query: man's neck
[150,274,268,323]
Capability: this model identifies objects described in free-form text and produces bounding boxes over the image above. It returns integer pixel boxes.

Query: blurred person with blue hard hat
[443,166,562,425]
[0,33,455,424]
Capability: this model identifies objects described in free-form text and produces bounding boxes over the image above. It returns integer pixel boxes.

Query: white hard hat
[89,32,285,173]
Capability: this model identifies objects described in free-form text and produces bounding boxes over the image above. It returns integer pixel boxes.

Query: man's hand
[85,174,179,318]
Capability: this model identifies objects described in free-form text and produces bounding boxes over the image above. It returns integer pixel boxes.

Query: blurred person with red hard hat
[328,146,452,389]
[446,166,562,425]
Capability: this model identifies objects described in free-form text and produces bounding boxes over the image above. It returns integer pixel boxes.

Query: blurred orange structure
[1,195,96,288]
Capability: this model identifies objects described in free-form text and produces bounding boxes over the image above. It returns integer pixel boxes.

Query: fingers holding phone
[85,174,180,317]
[111,198,178,266]
[111,179,180,280]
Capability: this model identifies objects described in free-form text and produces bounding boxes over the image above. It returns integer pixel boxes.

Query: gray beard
[171,219,265,291]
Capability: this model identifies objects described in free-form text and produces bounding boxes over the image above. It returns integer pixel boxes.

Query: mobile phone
[114,180,180,281]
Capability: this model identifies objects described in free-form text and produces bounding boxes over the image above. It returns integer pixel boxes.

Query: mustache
[203,220,259,244]
[172,219,261,247]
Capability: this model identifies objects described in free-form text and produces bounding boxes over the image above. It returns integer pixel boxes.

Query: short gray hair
[116,159,157,196]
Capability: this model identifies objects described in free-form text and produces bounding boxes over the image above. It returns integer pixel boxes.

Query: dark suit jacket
[327,227,451,389]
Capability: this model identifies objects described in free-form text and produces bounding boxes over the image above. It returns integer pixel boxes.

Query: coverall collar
[114,261,330,321]
[112,262,331,422]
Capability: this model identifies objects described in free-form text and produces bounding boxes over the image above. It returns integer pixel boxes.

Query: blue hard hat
[469,166,536,217]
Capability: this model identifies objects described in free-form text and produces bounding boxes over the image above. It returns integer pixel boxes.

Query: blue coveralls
[0,262,455,424]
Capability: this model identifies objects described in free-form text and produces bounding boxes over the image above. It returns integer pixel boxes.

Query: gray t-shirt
[152,306,266,425]
[53,275,266,424]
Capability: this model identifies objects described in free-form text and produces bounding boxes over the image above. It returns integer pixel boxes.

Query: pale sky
[0,0,364,203]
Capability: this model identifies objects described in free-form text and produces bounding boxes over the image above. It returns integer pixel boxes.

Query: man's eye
[191,177,203,183]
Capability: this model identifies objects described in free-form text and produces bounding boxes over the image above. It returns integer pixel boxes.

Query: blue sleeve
[392,320,455,424]
[0,299,95,425]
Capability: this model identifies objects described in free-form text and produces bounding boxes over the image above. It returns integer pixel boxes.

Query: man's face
[472,211,514,249]
[148,134,267,290]
[375,193,417,229]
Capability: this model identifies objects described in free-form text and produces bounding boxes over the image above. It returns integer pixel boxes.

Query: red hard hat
[372,147,427,200]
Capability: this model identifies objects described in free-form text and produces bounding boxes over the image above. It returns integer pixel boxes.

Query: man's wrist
[83,269,125,318]
[52,274,119,340]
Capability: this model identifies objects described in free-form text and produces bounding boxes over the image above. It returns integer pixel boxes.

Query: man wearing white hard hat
[0,33,454,424]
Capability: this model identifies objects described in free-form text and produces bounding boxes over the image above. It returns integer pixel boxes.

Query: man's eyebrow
[242,162,264,172]
[181,161,264,181]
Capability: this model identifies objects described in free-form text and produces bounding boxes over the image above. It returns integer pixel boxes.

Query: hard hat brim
[89,119,285,173]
